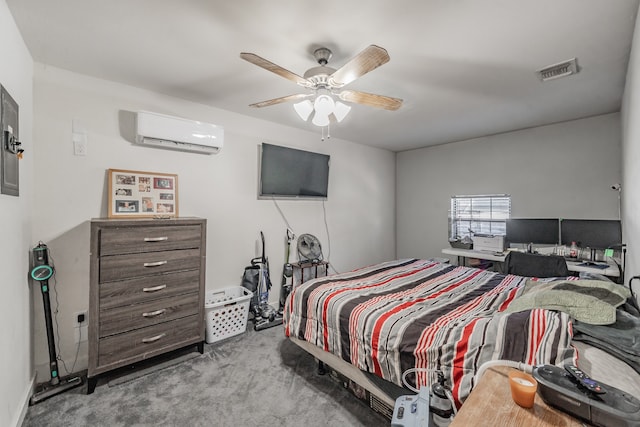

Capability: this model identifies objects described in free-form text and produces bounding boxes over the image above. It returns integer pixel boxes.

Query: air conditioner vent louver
[135,111,223,154]
[536,58,579,82]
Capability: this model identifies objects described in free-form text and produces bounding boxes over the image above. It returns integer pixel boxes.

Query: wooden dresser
[88,218,206,393]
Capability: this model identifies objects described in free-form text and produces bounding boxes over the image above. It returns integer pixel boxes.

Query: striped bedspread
[284,259,576,406]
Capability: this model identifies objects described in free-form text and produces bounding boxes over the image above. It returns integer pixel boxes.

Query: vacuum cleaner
[242,232,283,331]
[278,229,295,316]
[29,243,82,404]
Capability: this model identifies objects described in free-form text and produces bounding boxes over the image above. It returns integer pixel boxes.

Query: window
[450,194,511,240]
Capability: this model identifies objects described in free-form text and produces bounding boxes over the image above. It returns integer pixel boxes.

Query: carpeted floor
[22,325,388,427]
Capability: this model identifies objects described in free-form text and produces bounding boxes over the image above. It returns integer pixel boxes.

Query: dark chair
[503,251,569,278]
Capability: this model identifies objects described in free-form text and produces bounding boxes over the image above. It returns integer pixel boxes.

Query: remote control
[565,364,606,394]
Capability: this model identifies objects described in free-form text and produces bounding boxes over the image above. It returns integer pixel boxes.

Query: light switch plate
[73,133,87,156]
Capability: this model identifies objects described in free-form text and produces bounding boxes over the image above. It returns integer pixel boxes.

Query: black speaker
[31,243,53,281]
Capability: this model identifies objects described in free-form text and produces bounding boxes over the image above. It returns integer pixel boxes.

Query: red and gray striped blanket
[284,259,576,407]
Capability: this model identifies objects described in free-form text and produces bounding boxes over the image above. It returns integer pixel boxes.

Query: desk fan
[297,234,323,263]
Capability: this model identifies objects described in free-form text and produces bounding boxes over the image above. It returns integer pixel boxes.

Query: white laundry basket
[204,286,252,344]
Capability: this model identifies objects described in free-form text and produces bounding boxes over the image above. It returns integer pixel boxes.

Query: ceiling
[7,0,640,152]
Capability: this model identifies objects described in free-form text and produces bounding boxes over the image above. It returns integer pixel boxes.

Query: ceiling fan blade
[338,90,403,111]
[329,45,390,87]
[249,93,311,108]
[240,52,311,87]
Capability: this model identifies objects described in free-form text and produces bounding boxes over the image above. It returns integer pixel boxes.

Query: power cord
[272,197,296,235]
[629,276,640,310]
[401,367,438,393]
[322,200,339,275]
[48,251,81,376]
[273,196,339,276]
[401,367,457,416]
[475,359,533,384]
[606,244,626,283]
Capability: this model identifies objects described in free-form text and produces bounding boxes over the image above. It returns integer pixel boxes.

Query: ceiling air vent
[536,58,579,82]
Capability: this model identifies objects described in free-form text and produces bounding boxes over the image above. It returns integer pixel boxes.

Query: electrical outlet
[74,310,88,343]
[74,310,88,326]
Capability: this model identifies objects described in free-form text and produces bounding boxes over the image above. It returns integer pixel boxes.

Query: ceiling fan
[240,45,403,126]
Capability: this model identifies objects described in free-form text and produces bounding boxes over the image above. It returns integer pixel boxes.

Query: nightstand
[450,366,583,426]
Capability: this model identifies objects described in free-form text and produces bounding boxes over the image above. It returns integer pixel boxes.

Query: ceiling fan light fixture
[312,111,331,127]
[295,95,350,127]
[242,44,402,136]
[294,100,314,121]
[314,94,335,116]
[333,101,351,123]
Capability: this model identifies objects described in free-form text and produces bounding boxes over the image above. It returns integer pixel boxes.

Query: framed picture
[108,169,179,218]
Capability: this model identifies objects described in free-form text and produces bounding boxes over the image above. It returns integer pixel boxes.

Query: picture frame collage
[108,168,178,218]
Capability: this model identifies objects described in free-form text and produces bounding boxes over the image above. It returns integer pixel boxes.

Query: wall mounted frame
[1,85,20,196]
[107,168,179,218]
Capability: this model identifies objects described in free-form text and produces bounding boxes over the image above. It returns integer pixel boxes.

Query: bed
[284,258,578,411]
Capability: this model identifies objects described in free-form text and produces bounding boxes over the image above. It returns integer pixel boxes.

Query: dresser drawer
[99,225,202,256]
[99,269,201,310]
[100,292,199,337]
[97,315,201,368]
[99,248,201,282]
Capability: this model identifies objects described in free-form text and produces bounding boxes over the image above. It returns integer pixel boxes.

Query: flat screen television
[259,143,330,199]
[505,218,559,245]
[560,219,622,249]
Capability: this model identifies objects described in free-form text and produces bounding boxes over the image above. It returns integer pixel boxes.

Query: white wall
[0,1,34,426]
[621,4,640,304]
[30,65,396,380]
[397,113,622,260]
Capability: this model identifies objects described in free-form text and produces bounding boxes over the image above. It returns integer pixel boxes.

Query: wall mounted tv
[259,143,330,199]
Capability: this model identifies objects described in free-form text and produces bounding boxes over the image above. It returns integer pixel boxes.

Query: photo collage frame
[108,169,178,218]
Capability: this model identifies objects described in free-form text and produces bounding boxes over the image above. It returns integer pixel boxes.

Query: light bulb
[314,95,335,116]
[293,100,313,121]
[333,101,351,122]
[312,112,330,127]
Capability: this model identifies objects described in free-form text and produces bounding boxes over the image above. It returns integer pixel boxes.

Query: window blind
[450,194,511,240]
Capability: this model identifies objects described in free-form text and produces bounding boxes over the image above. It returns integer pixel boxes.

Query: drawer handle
[144,236,169,242]
[141,333,166,343]
[143,260,167,268]
[142,309,167,318]
[142,284,167,293]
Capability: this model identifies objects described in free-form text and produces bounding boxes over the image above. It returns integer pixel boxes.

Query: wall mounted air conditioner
[135,111,223,154]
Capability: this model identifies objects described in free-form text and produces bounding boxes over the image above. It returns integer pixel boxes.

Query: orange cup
[508,369,538,408]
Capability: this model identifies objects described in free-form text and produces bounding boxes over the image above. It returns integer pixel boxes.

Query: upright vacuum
[242,232,283,331]
[29,243,82,405]
[278,229,295,315]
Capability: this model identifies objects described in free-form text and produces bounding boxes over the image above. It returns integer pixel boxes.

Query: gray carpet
[22,325,388,427]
